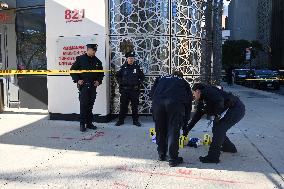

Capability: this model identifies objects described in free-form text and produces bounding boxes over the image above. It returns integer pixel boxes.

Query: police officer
[115,51,144,127]
[70,44,104,132]
[186,83,245,163]
[150,71,192,167]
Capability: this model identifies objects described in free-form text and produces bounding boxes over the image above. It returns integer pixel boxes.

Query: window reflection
[16,0,44,8]
[16,8,46,69]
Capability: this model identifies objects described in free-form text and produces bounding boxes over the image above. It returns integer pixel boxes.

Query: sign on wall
[0,10,15,24]
[55,36,97,69]
[64,9,85,23]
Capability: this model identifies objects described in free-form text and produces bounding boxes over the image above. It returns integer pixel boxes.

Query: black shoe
[86,123,97,130]
[80,123,86,132]
[133,120,141,127]
[158,154,166,161]
[115,120,124,126]
[221,146,237,153]
[169,157,183,167]
[199,155,220,163]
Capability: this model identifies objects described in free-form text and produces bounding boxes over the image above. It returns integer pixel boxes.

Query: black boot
[199,155,220,163]
[221,146,238,153]
[80,123,86,132]
[86,123,97,130]
[115,120,124,126]
[221,146,237,153]
[133,120,141,127]
[158,154,166,161]
[169,157,183,167]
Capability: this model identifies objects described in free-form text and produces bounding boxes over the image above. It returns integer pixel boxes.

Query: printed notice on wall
[55,36,97,69]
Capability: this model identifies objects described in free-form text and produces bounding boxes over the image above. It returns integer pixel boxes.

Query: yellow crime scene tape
[245,78,284,81]
[0,70,111,75]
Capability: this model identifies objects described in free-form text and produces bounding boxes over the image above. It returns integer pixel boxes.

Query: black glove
[214,115,221,123]
[182,126,189,137]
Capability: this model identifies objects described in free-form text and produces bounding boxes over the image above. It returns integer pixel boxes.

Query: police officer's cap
[125,51,135,58]
[86,44,98,51]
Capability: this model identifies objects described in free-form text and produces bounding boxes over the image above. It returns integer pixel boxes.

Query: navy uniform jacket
[116,63,145,88]
[150,75,193,124]
[188,86,238,131]
[150,75,192,103]
[70,54,104,84]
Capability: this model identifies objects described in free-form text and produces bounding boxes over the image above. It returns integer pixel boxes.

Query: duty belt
[77,82,95,91]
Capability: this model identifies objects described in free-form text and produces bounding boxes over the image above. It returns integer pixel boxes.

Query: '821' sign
[65,9,85,23]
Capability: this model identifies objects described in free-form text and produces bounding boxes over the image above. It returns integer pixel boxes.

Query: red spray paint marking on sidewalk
[47,131,105,141]
[178,169,192,175]
[82,131,105,140]
[113,182,129,188]
[116,166,253,185]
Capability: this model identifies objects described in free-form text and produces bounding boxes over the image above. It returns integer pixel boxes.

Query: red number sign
[65,9,85,23]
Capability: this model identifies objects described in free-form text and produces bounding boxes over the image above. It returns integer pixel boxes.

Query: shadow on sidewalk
[0,114,283,188]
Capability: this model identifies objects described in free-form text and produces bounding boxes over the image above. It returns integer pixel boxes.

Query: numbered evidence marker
[179,135,189,148]
[149,128,156,139]
[202,134,212,145]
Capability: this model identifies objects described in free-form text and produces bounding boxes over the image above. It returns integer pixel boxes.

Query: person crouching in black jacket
[185,83,245,163]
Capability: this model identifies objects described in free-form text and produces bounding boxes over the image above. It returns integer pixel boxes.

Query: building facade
[228,0,258,41]
[109,0,205,114]
[228,0,275,69]
[1,0,220,121]
[0,0,47,109]
[271,0,284,69]
[257,0,272,68]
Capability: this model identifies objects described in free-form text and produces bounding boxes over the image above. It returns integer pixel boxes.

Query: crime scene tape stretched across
[0,70,111,75]
[246,78,284,81]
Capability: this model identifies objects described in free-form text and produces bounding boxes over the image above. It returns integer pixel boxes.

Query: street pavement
[0,84,284,189]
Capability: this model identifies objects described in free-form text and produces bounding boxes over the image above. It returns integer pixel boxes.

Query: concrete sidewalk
[0,84,284,189]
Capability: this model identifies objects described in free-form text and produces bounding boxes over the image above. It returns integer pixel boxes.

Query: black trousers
[118,89,140,121]
[208,99,245,159]
[79,84,97,124]
[152,99,185,160]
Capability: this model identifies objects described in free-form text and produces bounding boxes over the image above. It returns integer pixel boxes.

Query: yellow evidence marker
[202,134,212,145]
[179,135,189,148]
[149,128,156,139]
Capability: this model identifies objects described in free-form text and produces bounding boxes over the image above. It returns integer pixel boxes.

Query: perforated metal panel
[109,0,205,114]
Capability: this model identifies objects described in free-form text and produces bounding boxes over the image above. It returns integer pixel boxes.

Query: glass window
[16,0,44,8]
[16,8,46,69]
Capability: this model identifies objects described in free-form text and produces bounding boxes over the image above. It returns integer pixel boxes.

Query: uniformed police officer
[70,44,104,132]
[150,71,192,167]
[186,83,245,163]
[115,51,145,127]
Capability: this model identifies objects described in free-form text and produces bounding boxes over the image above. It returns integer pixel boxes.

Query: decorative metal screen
[109,0,205,114]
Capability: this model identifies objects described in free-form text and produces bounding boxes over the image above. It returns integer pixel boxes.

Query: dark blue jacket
[188,85,239,131]
[70,54,104,84]
[116,63,145,88]
[150,75,192,104]
[150,75,193,126]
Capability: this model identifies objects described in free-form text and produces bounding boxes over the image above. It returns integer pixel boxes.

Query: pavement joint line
[1,129,101,188]
[144,162,158,189]
[242,130,284,183]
